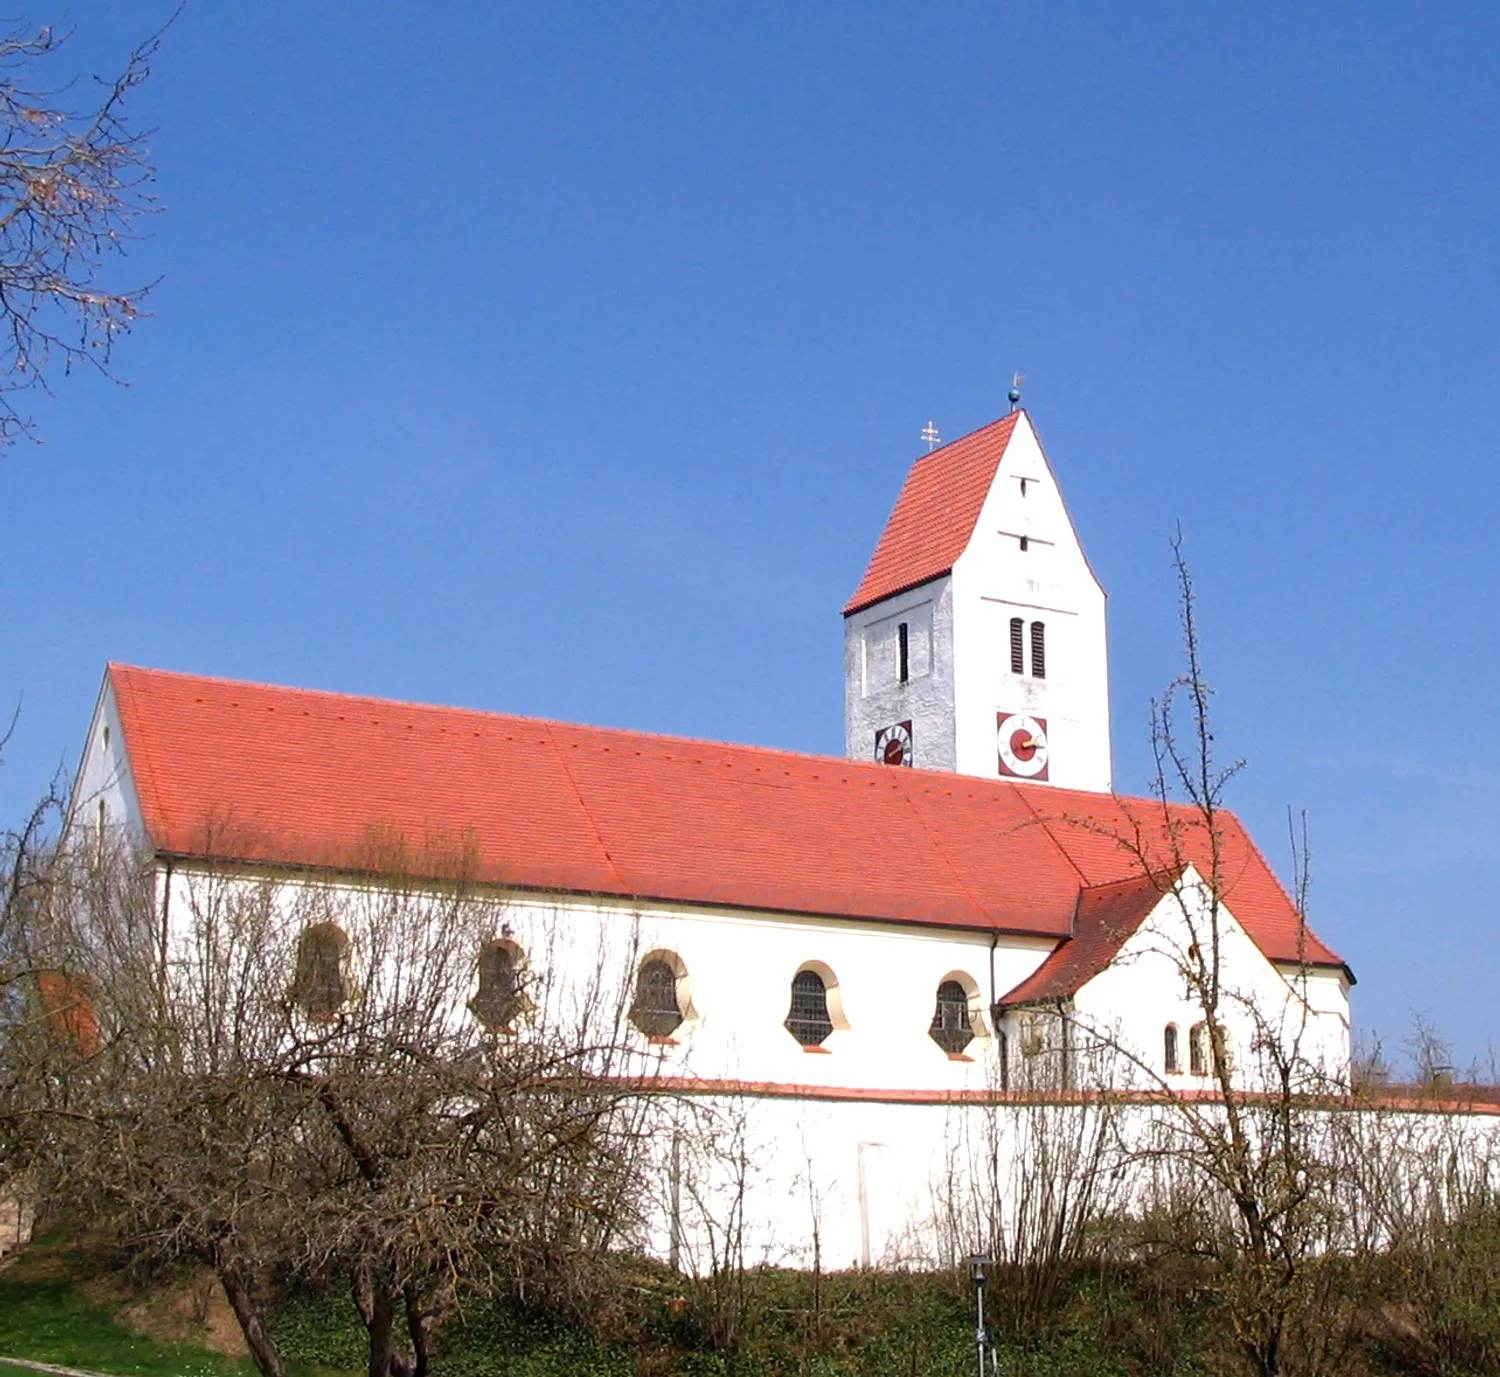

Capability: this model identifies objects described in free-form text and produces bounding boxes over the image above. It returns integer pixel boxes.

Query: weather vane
[1008,373,1024,412]
[920,420,941,452]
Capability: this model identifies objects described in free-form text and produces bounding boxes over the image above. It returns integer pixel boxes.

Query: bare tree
[0,17,164,445]
[1002,536,1371,1377]
[21,833,664,1377]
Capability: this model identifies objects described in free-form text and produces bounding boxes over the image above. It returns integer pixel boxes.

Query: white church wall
[67,676,144,845]
[153,861,1060,1095]
[1067,877,1352,1088]
[950,414,1111,792]
[843,575,955,772]
[635,1085,1500,1276]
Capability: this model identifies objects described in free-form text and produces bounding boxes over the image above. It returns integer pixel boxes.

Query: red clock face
[874,720,913,768]
[997,712,1049,780]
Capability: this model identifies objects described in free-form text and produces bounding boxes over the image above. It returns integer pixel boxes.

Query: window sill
[946,1052,975,1063]
[802,1045,833,1055]
[647,1035,680,1047]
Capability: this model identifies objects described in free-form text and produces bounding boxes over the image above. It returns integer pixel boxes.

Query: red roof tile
[844,412,1020,615]
[105,664,1346,971]
[998,871,1181,1006]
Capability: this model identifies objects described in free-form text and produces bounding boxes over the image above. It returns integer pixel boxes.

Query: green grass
[0,1270,254,1377]
[0,1240,1227,1377]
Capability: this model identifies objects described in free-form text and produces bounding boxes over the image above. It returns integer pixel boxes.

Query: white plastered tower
[843,411,1112,791]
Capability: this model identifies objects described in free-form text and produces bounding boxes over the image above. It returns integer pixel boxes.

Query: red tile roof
[998,871,1181,1006]
[844,412,1020,615]
[105,664,1345,970]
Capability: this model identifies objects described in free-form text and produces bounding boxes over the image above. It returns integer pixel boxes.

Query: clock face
[997,712,1049,780]
[874,720,913,768]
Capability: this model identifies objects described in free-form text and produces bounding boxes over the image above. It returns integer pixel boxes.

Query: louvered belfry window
[785,969,834,1047]
[897,622,910,683]
[630,958,684,1038]
[469,942,525,1031]
[929,980,975,1055]
[1009,618,1025,674]
[1030,621,1046,679]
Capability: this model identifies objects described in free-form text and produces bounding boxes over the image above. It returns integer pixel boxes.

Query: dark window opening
[785,969,834,1047]
[291,922,350,1021]
[897,622,910,683]
[1030,621,1046,679]
[1019,535,1029,552]
[470,942,525,1031]
[1164,1023,1181,1074]
[1009,618,1025,674]
[1189,1022,1209,1076]
[929,980,975,1055]
[630,958,684,1038]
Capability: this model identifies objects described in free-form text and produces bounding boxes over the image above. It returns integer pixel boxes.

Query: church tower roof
[844,411,1022,616]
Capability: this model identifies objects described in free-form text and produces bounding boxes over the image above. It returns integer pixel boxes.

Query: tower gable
[844,412,1111,789]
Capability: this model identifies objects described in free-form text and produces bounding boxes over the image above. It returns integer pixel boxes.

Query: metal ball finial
[1008,372,1024,412]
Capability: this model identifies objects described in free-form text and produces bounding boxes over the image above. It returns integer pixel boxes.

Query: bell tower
[842,410,1111,791]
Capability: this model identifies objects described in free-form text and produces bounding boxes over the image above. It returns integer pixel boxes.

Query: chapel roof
[844,411,1020,615]
[998,870,1183,1007]
[102,664,1344,970]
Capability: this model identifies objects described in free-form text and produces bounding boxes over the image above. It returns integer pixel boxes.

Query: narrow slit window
[1018,535,1029,552]
[929,980,975,1055]
[897,622,909,683]
[784,969,834,1047]
[1029,621,1046,679]
[1164,1023,1181,1074]
[1009,618,1024,675]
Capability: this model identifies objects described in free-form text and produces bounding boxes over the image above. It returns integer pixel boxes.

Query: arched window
[630,957,684,1038]
[1164,1023,1181,1074]
[291,922,349,1020]
[469,941,525,1032]
[929,980,975,1055]
[1009,618,1025,674]
[1189,1021,1210,1076]
[784,969,834,1047]
[1029,621,1046,679]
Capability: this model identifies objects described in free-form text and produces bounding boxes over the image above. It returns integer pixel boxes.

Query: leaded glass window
[785,969,833,1047]
[291,922,349,1020]
[630,958,684,1038]
[929,980,975,1054]
[470,942,525,1031]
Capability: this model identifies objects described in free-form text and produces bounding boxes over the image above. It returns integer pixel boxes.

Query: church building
[67,409,1354,1265]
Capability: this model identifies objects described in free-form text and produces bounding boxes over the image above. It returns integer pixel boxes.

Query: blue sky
[3,3,1497,1070]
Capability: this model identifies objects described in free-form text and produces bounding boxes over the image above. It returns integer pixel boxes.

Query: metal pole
[970,1255,991,1377]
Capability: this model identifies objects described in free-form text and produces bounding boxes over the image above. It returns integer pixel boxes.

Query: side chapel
[68,409,1354,1263]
